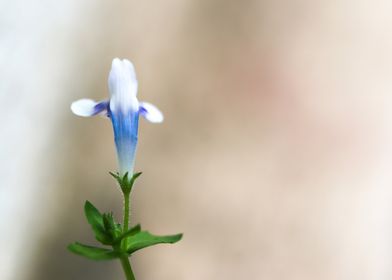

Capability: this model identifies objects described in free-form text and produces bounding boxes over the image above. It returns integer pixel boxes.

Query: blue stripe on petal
[139,102,164,123]
[109,108,140,175]
[93,100,110,116]
[71,99,109,117]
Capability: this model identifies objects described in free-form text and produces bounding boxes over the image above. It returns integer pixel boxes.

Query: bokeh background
[2,0,392,279]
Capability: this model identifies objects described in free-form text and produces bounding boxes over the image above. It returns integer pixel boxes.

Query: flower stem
[121,190,134,279]
[123,191,130,243]
[120,256,135,280]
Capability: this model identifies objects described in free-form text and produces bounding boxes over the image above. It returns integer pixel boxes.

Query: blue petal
[71,99,109,117]
[109,108,139,175]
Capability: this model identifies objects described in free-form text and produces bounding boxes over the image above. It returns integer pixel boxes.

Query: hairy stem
[123,192,130,239]
[120,190,134,279]
[120,255,135,280]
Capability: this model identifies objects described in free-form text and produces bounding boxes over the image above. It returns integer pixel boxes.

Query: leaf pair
[68,200,182,261]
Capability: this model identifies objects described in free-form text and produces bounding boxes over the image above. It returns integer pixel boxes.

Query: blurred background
[1,0,392,279]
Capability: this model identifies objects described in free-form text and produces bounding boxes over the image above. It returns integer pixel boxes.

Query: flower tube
[71,58,163,175]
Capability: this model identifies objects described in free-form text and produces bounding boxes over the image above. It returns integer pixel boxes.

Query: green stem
[120,256,135,280]
[120,191,134,279]
[123,191,130,248]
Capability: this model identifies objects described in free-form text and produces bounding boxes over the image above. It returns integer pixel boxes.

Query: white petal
[139,102,164,123]
[122,59,137,85]
[70,99,108,117]
[108,58,139,114]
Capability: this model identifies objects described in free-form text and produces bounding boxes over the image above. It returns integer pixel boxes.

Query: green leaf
[126,231,183,254]
[109,171,142,194]
[130,172,142,185]
[114,224,141,244]
[102,212,122,239]
[68,242,122,260]
[84,201,104,227]
[109,171,120,181]
[84,201,112,245]
[121,172,130,188]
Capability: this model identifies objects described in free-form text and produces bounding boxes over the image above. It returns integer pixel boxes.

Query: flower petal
[122,59,137,91]
[139,102,164,123]
[71,99,109,117]
[108,58,139,114]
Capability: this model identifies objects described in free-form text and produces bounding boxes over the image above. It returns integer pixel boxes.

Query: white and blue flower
[71,58,163,175]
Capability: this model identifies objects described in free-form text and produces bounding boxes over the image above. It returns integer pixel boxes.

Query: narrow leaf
[109,171,120,181]
[131,172,142,182]
[103,212,122,239]
[125,172,142,193]
[126,231,183,254]
[84,201,104,227]
[122,172,129,186]
[114,224,141,244]
[68,242,121,260]
[84,201,112,245]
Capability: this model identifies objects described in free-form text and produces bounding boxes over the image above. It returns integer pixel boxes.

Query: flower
[71,58,163,175]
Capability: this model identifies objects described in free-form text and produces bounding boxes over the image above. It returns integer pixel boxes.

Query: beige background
[1,0,392,279]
